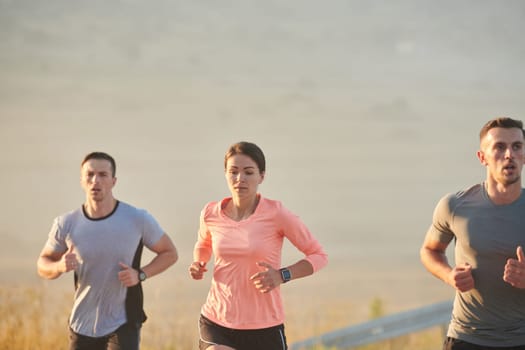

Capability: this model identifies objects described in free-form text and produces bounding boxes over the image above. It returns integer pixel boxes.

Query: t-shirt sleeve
[44,217,68,253]
[278,206,328,273]
[425,193,456,244]
[141,210,166,247]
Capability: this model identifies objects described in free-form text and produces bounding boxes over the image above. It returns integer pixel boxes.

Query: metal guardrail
[290,300,453,350]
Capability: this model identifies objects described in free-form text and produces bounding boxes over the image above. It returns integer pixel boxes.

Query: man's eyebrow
[85,170,110,173]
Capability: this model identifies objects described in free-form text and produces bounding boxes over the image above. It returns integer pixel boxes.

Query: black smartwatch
[279,268,292,283]
[138,269,147,282]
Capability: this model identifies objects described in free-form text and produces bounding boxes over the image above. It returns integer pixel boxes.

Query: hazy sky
[1,1,524,310]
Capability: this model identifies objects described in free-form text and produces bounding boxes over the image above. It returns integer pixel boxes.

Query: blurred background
[1,0,524,347]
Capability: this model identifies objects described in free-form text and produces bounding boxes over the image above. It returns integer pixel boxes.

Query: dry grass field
[0,284,445,350]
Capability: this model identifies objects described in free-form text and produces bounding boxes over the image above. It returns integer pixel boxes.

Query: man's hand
[447,263,475,292]
[504,246,525,289]
[118,262,140,287]
[57,244,79,274]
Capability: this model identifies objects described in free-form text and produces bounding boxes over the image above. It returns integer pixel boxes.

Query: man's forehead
[485,127,524,142]
[81,159,112,171]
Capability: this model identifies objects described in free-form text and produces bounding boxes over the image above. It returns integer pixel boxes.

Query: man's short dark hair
[81,152,116,177]
[480,117,525,141]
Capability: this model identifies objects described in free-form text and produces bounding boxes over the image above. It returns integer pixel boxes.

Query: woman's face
[225,153,265,199]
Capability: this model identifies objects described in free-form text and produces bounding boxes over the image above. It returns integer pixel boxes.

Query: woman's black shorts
[198,315,288,350]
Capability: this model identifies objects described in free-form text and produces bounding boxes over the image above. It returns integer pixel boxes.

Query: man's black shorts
[444,337,525,350]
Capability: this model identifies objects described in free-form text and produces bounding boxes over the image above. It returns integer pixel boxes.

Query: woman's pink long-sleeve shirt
[193,195,328,330]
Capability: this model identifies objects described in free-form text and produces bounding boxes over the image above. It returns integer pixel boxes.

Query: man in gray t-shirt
[37,152,178,350]
[421,117,525,350]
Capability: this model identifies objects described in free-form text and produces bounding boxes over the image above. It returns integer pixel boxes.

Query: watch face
[139,271,147,281]
[281,268,291,282]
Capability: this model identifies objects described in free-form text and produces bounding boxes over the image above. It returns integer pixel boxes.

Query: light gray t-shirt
[427,183,525,347]
[45,201,165,337]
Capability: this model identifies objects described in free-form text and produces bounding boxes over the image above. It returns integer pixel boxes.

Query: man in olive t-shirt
[421,117,525,349]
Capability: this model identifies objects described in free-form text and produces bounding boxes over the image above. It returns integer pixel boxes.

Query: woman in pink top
[189,141,328,350]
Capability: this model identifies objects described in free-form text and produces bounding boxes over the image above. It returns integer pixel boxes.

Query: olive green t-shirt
[427,183,525,347]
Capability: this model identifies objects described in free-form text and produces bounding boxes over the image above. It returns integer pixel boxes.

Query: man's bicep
[148,234,176,254]
[422,234,450,253]
[39,245,64,262]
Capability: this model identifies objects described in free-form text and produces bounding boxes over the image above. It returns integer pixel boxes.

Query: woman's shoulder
[201,198,228,218]
[259,196,294,219]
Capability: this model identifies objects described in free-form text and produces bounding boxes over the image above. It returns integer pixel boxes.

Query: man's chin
[501,176,521,186]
